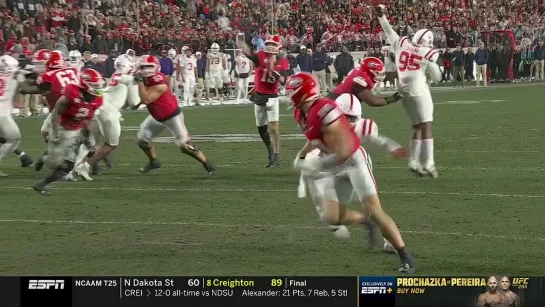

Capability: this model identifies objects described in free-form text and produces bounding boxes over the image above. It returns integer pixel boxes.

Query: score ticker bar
[1,276,542,307]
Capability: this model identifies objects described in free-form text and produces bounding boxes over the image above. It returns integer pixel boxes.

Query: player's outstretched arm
[375,5,400,48]
[357,87,402,107]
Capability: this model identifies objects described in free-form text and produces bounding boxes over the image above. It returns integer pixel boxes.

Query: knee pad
[137,140,151,151]
[58,160,75,174]
[257,125,271,146]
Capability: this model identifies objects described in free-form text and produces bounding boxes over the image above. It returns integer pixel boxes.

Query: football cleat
[423,165,439,178]
[203,161,216,174]
[140,159,161,174]
[408,161,425,177]
[399,258,416,274]
[0,170,8,177]
[32,180,51,196]
[20,154,33,167]
[63,172,78,182]
[74,162,93,181]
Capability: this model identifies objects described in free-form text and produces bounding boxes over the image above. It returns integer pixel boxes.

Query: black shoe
[140,160,161,174]
[266,153,280,168]
[203,161,216,174]
[32,180,50,196]
[35,156,45,172]
[20,154,33,167]
[399,256,416,274]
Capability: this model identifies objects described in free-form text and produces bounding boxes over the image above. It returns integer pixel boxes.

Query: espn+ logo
[361,286,387,294]
[28,280,65,290]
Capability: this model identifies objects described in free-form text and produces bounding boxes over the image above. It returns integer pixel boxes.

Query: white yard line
[0,186,543,198]
[0,218,543,242]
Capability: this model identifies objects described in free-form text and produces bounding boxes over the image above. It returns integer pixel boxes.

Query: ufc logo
[29,280,65,289]
[512,278,529,286]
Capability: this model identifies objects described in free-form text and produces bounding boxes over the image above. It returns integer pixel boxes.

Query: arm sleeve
[378,16,400,51]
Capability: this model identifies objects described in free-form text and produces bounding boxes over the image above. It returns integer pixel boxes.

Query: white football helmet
[114,55,131,74]
[68,50,82,64]
[412,29,434,48]
[0,55,19,75]
[168,48,177,59]
[335,93,362,119]
[211,43,220,54]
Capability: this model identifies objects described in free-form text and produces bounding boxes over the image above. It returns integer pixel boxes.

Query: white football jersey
[223,53,231,72]
[180,56,197,78]
[378,16,439,92]
[208,53,223,73]
[235,55,251,74]
[68,61,84,72]
[0,77,18,115]
[104,72,136,112]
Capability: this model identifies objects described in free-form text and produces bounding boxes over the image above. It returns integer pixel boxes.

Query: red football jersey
[37,68,79,109]
[332,68,375,97]
[253,51,289,95]
[294,98,360,154]
[60,84,103,131]
[144,72,180,121]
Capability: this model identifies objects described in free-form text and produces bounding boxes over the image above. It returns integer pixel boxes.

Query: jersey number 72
[399,51,422,72]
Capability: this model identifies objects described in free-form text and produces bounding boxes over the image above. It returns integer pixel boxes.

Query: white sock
[422,138,434,167]
[409,139,422,164]
[75,144,89,168]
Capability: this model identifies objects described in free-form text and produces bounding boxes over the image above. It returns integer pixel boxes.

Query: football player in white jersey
[235,50,251,103]
[168,48,178,97]
[68,50,84,72]
[177,48,198,106]
[74,56,138,180]
[297,93,406,252]
[206,43,226,100]
[0,55,29,176]
[222,52,232,98]
[376,5,442,178]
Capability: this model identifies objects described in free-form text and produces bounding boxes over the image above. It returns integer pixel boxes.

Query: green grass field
[1,83,544,276]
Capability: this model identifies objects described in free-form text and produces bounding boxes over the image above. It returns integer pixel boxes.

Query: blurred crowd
[0,0,544,57]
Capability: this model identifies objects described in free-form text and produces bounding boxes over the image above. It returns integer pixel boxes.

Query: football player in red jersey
[33,69,105,195]
[20,51,82,172]
[289,72,416,273]
[327,57,403,107]
[237,35,288,168]
[134,55,216,174]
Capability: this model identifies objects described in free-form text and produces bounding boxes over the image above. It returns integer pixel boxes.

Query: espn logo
[28,280,65,290]
[361,286,387,294]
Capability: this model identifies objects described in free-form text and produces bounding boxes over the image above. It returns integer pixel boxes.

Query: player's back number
[188,278,200,287]
[399,51,422,72]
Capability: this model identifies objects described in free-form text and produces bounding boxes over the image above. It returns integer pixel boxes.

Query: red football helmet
[79,68,106,96]
[285,72,320,109]
[138,55,160,77]
[32,49,51,71]
[264,35,281,54]
[45,51,66,71]
[360,56,385,82]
